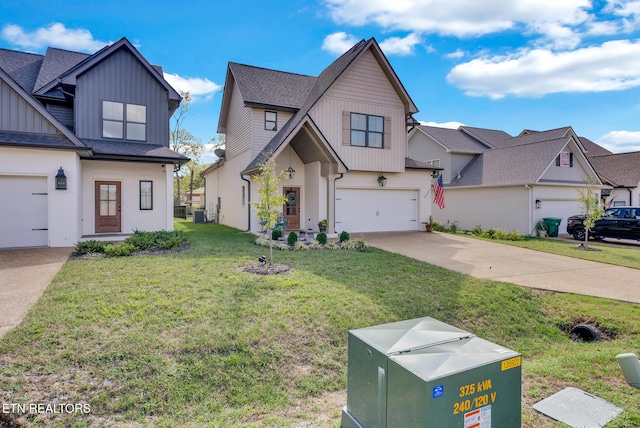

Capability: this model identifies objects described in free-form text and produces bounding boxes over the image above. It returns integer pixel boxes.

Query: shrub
[341,238,367,251]
[339,231,350,243]
[471,225,483,236]
[104,242,135,257]
[507,230,525,241]
[294,241,308,251]
[272,227,283,240]
[287,231,298,246]
[75,240,106,254]
[125,230,187,251]
[493,229,509,240]
[316,232,328,245]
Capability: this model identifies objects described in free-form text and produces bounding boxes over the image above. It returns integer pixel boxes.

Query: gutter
[333,173,344,234]
[241,174,251,232]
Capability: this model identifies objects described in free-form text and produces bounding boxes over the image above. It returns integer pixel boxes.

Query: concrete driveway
[0,247,73,339]
[361,231,640,304]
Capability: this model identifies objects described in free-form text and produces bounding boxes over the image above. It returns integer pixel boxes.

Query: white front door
[0,176,48,248]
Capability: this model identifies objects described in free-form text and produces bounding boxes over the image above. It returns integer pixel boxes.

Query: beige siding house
[408,125,604,235]
[204,38,440,234]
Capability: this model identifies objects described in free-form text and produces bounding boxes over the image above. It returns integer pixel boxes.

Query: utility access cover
[533,387,623,427]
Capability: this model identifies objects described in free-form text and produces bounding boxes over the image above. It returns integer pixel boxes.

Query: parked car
[567,207,640,241]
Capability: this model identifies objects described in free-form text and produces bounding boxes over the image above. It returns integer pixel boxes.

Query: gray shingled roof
[506,127,573,147]
[448,138,570,186]
[0,48,43,92]
[0,130,89,151]
[229,63,316,110]
[579,136,613,157]
[83,139,190,163]
[34,47,89,92]
[417,125,487,153]
[405,157,443,170]
[589,151,640,187]
[459,126,513,148]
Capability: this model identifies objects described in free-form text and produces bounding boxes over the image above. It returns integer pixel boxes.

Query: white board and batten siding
[335,188,418,233]
[0,176,48,248]
[310,50,407,173]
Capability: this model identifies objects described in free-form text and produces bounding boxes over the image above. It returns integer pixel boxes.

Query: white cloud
[324,0,592,47]
[447,39,640,98]
[163,73,222,101]
[596,130,640,153]
[418,120,465,129]
[1,23,108,52]
[322,32,360,55]
[444,49,465,59]
[379,33,422,55]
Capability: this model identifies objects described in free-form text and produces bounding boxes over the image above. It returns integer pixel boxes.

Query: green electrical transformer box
[342,317,521,428]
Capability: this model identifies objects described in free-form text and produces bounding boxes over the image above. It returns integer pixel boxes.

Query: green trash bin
[543,217,562,237]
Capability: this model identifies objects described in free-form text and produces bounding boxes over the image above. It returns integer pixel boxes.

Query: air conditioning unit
[193,210,206,224]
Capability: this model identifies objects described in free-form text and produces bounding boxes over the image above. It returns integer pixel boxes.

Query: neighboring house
[0,37,188,249]
[589,151,640,207]
[204,38,439,234]
[408,125,603,234]
[184,186,205,206]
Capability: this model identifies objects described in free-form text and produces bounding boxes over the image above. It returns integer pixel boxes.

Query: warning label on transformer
[464,405,491,428]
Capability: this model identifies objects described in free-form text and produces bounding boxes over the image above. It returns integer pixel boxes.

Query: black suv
[567,207,640,241]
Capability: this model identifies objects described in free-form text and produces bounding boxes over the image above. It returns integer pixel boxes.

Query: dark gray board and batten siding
[74,48,170,146]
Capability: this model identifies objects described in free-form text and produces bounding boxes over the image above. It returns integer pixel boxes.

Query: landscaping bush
[341,238,367,251]
[471,225,483,236]
[74,240,106,254]
[125,230,187,251]
[103,242,135,257]
[507,230,525,241]
[493,228,509,240]
[287,231,298,246]
[272,227,283,240]
[316,232,327,245]
[339,231,350,243]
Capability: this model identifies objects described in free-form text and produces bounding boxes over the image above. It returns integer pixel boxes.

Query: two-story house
[204,38,439,234]
[0,37,187,249]
[408,125,603,234]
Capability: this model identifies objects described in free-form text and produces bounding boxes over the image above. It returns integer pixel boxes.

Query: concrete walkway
[361,232,640,304]
[0,247,73,338]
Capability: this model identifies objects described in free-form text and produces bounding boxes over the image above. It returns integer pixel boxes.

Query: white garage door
[0,176,48,248]
[336,188,418,233]
[538,200,581,235]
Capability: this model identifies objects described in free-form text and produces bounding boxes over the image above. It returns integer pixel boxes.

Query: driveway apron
[361,232,640,304]
[0,247,72,338]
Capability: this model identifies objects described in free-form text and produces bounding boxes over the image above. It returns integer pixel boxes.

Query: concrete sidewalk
[0,247,73,338]
[361,232,640,304]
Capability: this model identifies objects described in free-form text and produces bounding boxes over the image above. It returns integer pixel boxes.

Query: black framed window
[556,152,573,167]
[140,180,153,210]
[103,101,146,141]
[350,113,383,148]
[265,111,277,131]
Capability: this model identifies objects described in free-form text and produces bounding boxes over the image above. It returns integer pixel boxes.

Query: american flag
[433,175,445,209]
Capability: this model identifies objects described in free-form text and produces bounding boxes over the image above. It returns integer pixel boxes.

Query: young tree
[170,91,204,204]
[576,177,605,247]
[251,156,287,265]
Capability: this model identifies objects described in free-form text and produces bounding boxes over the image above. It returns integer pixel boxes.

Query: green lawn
[1,221,639,427]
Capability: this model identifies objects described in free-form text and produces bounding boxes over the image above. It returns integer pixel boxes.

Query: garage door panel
[336,189,418,233]
[0,176,48,248]
[538,200,581,234]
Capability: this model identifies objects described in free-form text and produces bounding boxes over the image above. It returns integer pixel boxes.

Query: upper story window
[556,152,573,167]
[103,101,146,141]
[351,113,383,148]
[265,111,277,131]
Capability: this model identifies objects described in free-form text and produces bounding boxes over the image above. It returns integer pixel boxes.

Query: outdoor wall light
[377,173,387,187]
[55,167,67,190]
[285,166,295,180]
[535,199,542,209]
[431,170,440,178]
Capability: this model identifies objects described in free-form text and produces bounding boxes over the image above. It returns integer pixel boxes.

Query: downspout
[333,173,344,234]
[525,185,533,235]
[630,188,634,206]
[241,174,251,232]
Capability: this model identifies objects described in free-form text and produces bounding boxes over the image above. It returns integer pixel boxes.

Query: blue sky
[2,0,640,164]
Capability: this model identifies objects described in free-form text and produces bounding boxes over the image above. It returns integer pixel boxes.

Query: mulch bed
[239,263,294,275]
[574,243,602,252]
[67,243,190,260]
